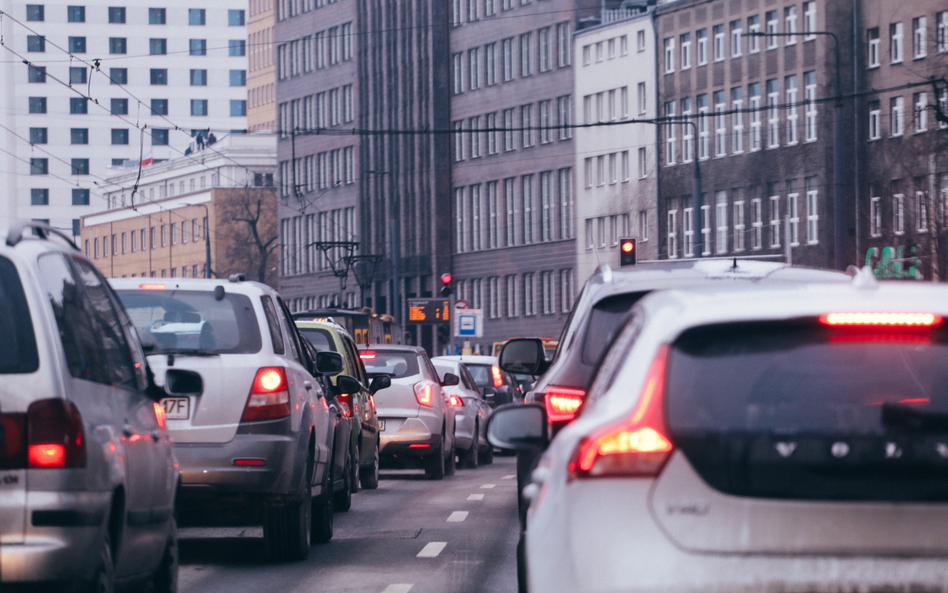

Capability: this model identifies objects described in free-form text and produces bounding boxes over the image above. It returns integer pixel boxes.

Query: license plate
[160,397,190,420]
[378,419,385,431]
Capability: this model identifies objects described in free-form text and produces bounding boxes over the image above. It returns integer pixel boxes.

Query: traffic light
[619,238,637,266]
[439,273,454,297]
[437,324,450,344]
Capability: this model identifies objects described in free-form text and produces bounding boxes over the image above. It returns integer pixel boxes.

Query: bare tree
[216,187,279,286]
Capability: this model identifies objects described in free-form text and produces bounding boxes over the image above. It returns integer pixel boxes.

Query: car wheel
[85,531,115,593]
[424,436,445,480]
[312,471,334,544]
[459,426,479,469]
[478,441,494,465]
[334,450,353,512]
[151,516,179,593]
[263,486,312,561]
[444,432,456,477]
[360,440,380,489]
[349,442,360,494]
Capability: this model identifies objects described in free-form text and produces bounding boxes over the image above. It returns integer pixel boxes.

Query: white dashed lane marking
[447,511,469,522]
[417,542,448,558]
[480,483,496,489]
[502,474,516,480]
[381,586,414,593]
[467,493,485,501]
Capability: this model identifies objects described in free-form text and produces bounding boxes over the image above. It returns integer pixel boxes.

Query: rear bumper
[379,416,441,457]
[1,490,110,584]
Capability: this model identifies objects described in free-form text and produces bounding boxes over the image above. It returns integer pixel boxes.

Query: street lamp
[746,30,846,270]
[184,202,212,278]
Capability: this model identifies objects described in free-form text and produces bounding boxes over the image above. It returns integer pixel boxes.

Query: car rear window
[464,364,493,389]
[0,256,38,374]
[117,289,261,354]
[361,351,419,378]
[299,328,334,352]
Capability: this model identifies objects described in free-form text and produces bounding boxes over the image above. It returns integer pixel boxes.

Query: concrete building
[447,0,602,353]
[855,1,948,279]
[655,0,856,268]
[248,0,277,132]
[575,6,658,283]
[0,0,250,239]
[85,133,278,284]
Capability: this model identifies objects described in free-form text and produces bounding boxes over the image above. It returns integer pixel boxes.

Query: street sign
[406,298,451,324]
[454,308,483,338]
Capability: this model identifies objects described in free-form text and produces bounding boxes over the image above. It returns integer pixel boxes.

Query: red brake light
[569,345,672,480]
[414,381,435,406]
[544,387,586,423]
[337,392,352,417]
[233,458,266,466]
[360,351,376,360]
[153,402,167,430]
[242,367,291,421]
[139,283,167,290]
[26,399,86,469]
[819,312,943,327]
[449,395,464,407]
[491,365,504,388]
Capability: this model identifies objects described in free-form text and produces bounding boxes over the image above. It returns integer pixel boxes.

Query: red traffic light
[440,273,453,284]
[619,238,637,266]
[621,241,635,253]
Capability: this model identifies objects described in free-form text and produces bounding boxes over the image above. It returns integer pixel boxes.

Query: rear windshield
[299,328,335,352]
[117,290,261,355]
[667,320,948,434]
[464,364,494,389]
[361,351,419,378]
[0,256,38,374]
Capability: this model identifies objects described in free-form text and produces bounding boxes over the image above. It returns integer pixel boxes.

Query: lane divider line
[480,484,496,489]
[467,493,485,501]
[417,542,447,558]
[447,511,469,522]
[381,586,414,593]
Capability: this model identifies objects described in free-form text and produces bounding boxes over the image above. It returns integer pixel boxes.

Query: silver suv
[0,221,179,592]
[112,277,338,561]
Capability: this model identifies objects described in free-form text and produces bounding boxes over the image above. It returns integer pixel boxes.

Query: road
[178,456,520,593]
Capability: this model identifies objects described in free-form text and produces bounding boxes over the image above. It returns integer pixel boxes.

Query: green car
[296,319,384,491]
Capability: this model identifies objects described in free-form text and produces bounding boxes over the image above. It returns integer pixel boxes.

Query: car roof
[435,355,498,365]
[358,344,428,354]
[295,318,350,335]
[109,277,275,295]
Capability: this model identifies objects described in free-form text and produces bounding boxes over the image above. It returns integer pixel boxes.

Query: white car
[432,357,490,468]
[489,271,948,593]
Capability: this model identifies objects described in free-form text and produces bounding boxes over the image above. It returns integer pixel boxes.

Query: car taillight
[337,393,352,417]
[543,387,586,423]
[360,351,376,360]
[242,367,291,421]
[449,395,464,407]
[153,402,167,430]
[819,312,943,327]
[414,381,435,406]
[26,399,86,469]
[569,345,672,481]
[491,365,504,388]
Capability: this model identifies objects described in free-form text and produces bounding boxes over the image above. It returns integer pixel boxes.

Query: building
[0,0,250,239]
[248,0,277,132]
[84,133,278,284]
[447,0,603,353]
[574,6,658,282]
[655,0,855,268]
[856,1,948,279]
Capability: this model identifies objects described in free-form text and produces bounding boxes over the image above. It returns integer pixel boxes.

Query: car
[0,221,179,592]
[359,345,458,479]
[296,319,386,492]
[490,273,948,593]
[111,276,339,561]
[437,355,522,407]
[431,358,491,469]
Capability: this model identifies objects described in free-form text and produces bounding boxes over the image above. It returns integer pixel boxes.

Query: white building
[574,7,658,282]
[0,0,251,238]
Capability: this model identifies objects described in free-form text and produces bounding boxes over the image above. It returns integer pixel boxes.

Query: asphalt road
[178,455,520,593]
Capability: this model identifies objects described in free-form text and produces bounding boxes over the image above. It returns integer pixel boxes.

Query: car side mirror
[486,403,548,451]
[499,338,548,376]
[441,372,460,387]
[315,351,344,375]
[334,374,362,396]
[368,374,391,394]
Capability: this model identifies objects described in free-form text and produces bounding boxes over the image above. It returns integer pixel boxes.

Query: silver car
[432,358,490,469]
[0,221,179,592]
[360,345,457,479]
[112,277,337,561]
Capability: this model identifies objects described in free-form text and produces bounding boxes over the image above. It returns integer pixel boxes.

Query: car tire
[459,427,479,469]
[334,450,353,512]
[424,436,445,480]
[517,530,528,593]
[349,442,360,494]
[444,432,456,477]
[312,472,334,544]
[263,487,311,561]
[478,442,494,465]
[85,531,115,593]
[360,440,380,489]
[152,516,179,593]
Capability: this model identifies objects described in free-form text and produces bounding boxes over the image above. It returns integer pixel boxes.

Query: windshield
[0,256,38,374]
[464,364,494,389]
[299,327,335,352]
[116,289,262,355]
[361,351,419,378]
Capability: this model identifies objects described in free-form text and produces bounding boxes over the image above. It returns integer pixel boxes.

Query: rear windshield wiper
[881,402,948,433]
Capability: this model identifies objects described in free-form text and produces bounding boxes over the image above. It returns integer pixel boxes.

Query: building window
[767,79,779,147]
[149,38,167,55]
[939,12,948,54]
[26,5,44,21]
[682,97,693,161]
[69,67,86,84]
[766,11,778,49]
[538,27,551,72]
[112,129,129,145]
[31,188,49,205]
[71,158,89,175]
[697,94,709,160]
[714,90,727,156]
[190,69,207,86]
[67,5,85,22]
[111,98,128,115]
[697,28,707,64]
[27,35,45,52]
[715,191,728,254]
[523,273,536,316]
[70,97,88,114]
[664,37,675,73]
[713,24,724,61]
[668,209,679,258]
[151,129,169,145]
[788,183,800,246]
[804,71,817,141]
[890,22,903,63]
[228,9,245,26]
[520,33,533,76]
[750,198,763,250]
[503,109,515,151]
[558,22,571,66]
[870,196,881,237]
[912,92,928,133]
[868,27,880,68]
[29,127,47,144]
[803,2,816,39]
[150,69,168,85]
[151,99,168,115]
[786,74,799,145]
[806,176,819,243]
[665,102,676,165]
[916,191,929,232]
[70,128,88,144]
[769,192,781,247]
[502,38,514,82]
[469,48,480,89]
[731,87,744,154]
[72,188,89,205]
[190,39,207,56]
[913,16,926,59]
[680,33,691,69]
[486,43,497,85]
[891,96,904,136]
[506,275,518,318]
[748,16,760,52]
[504,178,516,246]
[868,100,881,139]
[730,20,742,57]
[110,68,127,84]
[539,100,553,144]
[453,120,464,161]
[229,40,246,56]
[29,97,46,113]
[784,6,798,45]
[109,37,126,54]
[521,104,533,148]
[28,65,46,83]
[189,8,205,25]
[559,168,573,239]
[638,147,647,179]
[683,207,694,256]
[637,82,647,115]
[191,99,208,116]
[893,194,904,235]
[522,175,534,244]
[149,8,165,24]
[230,100,247,116]
[230,70,246,86]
